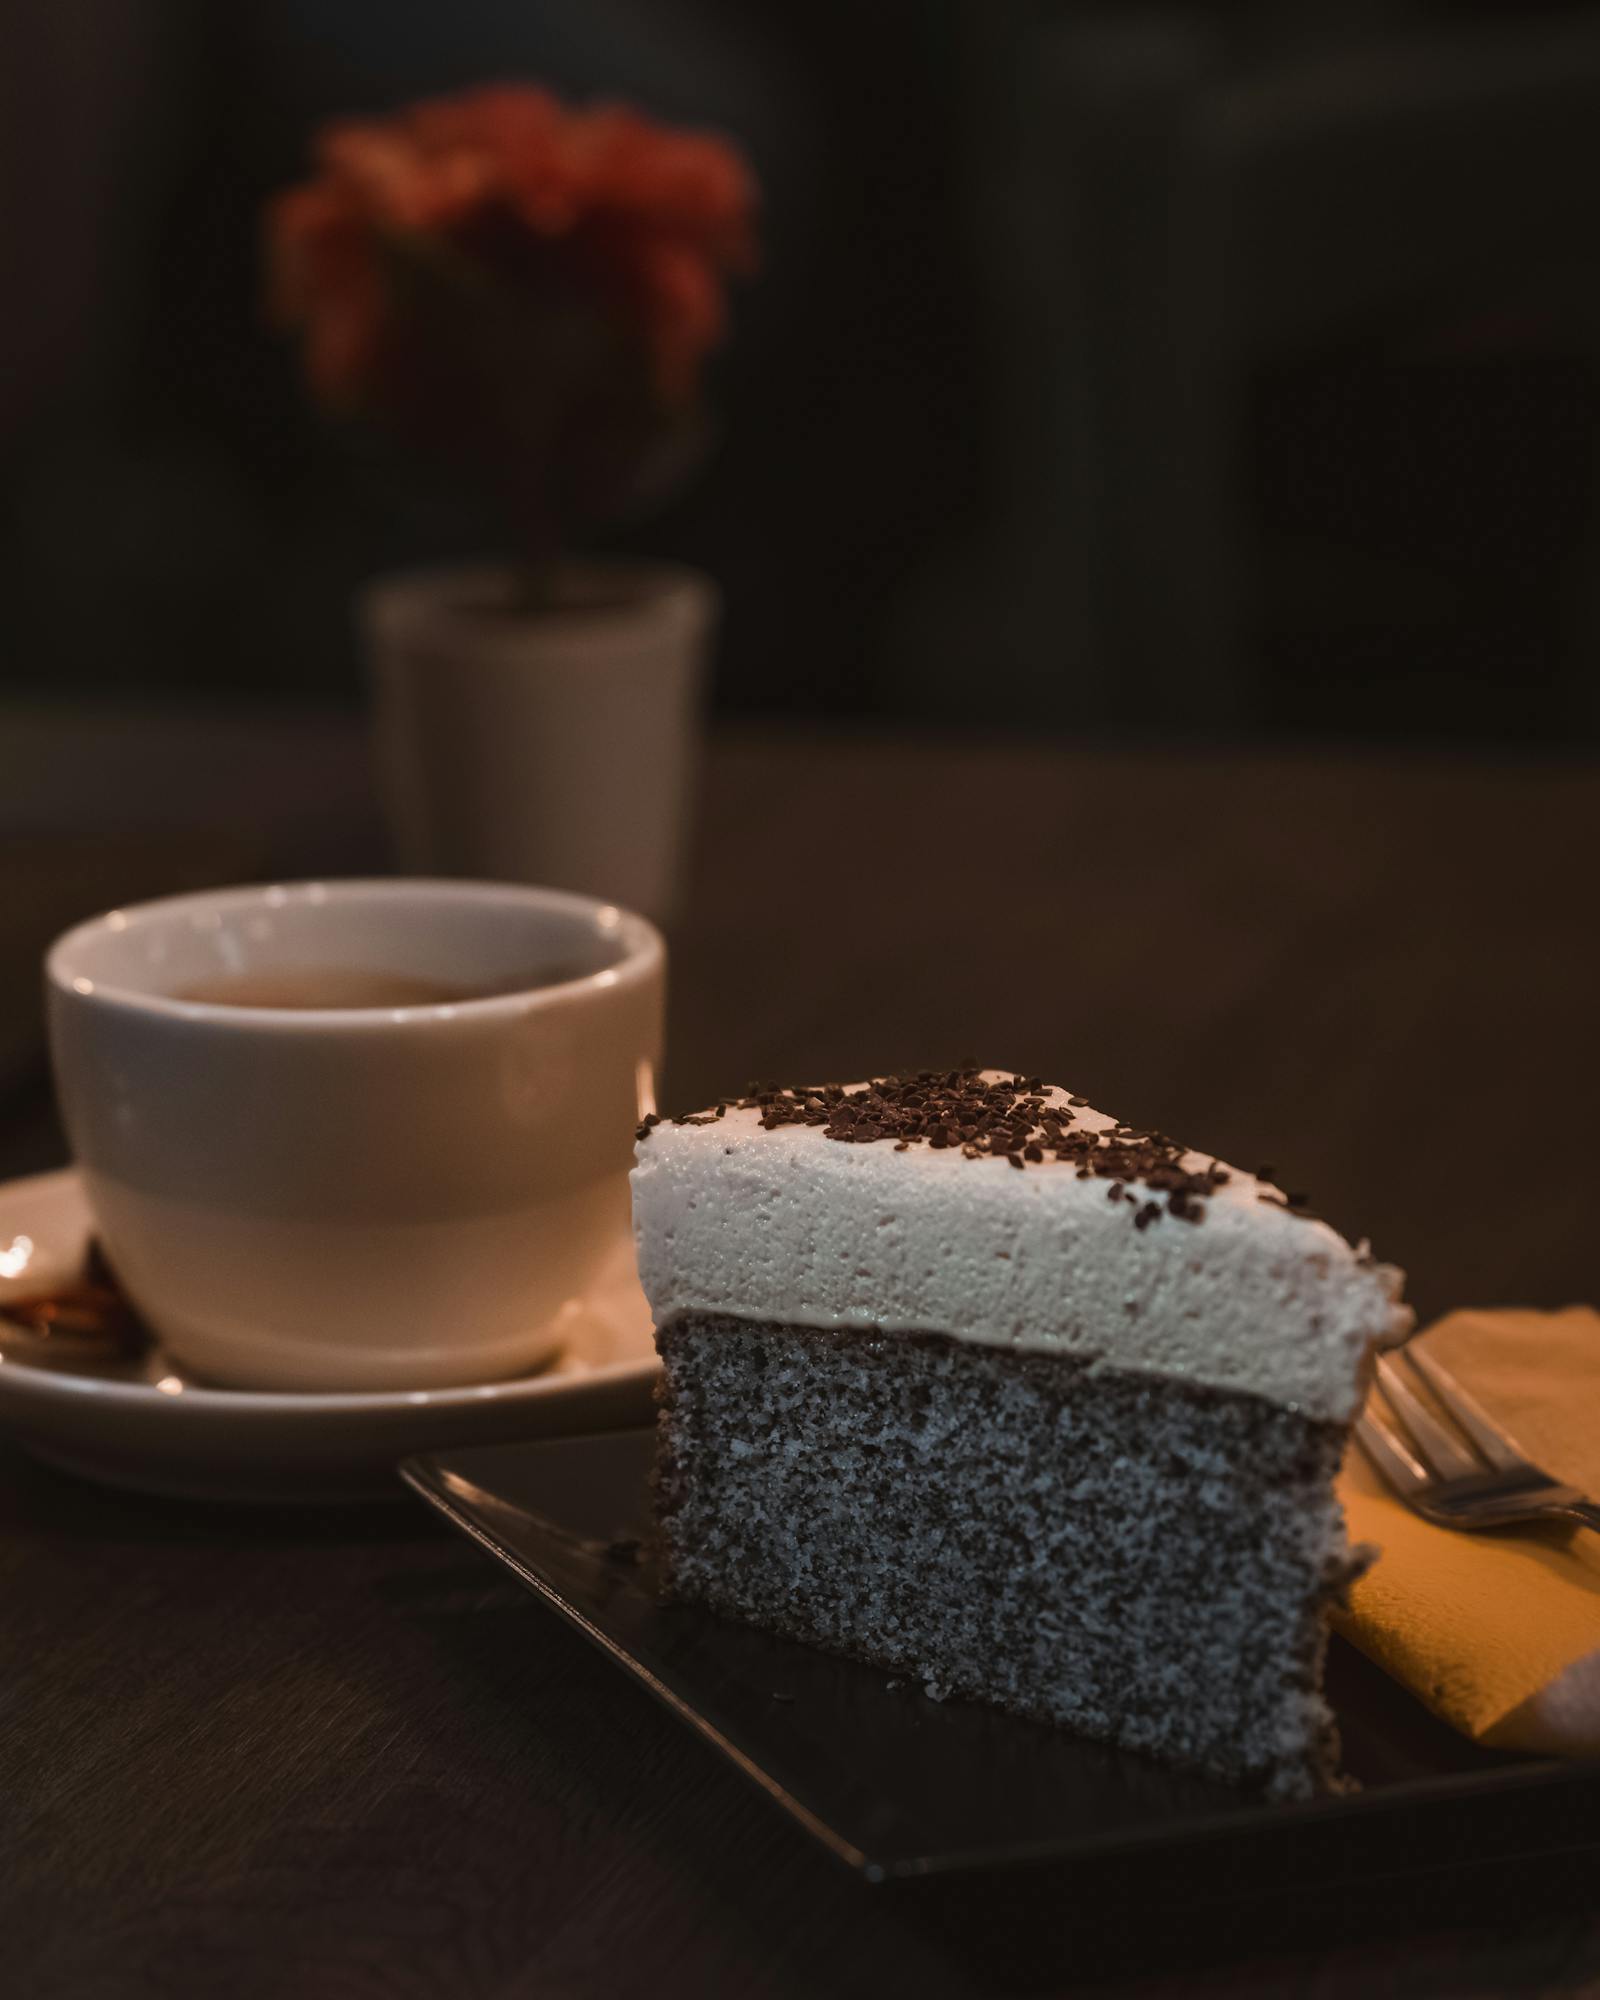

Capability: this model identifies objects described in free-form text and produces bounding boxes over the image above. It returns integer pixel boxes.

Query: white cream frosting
[631,1080,1411,1423]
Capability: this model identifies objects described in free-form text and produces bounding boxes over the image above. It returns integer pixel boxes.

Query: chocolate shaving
[640,1068,1252,1227]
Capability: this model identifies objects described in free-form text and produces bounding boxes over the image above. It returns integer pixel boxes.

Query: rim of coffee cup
[46,878,664,1030]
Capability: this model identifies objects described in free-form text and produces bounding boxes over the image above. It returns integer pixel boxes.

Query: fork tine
[1406,1347,1532,1473]
[1374,1354,1483,1480]
[1355,1407,1430,1495]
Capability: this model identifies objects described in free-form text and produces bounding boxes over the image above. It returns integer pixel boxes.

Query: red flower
[267,83,756,432]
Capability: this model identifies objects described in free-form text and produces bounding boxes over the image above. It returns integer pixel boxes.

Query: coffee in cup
[46,880,664,1392]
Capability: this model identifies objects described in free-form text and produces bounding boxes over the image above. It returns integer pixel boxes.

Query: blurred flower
[266,84,757,560]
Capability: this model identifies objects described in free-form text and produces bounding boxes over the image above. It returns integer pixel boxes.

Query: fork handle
[1563,1502,1600,1534]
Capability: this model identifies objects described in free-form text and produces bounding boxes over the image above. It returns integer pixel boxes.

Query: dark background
[7,0,1600,741]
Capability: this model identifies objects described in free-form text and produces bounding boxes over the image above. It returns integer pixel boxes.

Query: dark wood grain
[2,717,1598,1997]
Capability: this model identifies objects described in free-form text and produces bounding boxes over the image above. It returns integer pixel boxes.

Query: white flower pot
[360,560,716,924]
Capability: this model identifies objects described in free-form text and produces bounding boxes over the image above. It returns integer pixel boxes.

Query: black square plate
[401,1430,1600,1883]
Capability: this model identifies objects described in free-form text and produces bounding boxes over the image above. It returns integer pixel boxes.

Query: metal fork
[1357,1348,1600,1535]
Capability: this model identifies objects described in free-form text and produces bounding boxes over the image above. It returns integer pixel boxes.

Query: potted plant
[266,83,757,922]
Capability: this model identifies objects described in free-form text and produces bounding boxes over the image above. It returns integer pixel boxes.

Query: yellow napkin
[1334,1305,1600,1755]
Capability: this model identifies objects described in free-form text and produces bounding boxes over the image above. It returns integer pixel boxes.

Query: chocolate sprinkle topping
[642,1068,1245,1229]
[1259,1189,1319,1220]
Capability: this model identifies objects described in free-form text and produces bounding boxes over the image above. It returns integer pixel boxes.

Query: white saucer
[0,1169,659,1503]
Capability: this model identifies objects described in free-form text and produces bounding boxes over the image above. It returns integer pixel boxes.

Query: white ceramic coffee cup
[46,880,664,1392]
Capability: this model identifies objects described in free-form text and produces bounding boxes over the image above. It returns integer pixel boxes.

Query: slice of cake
[632,1069,1410,1798]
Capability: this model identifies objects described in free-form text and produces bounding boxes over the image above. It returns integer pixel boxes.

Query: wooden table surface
[3,714,1598,1996]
